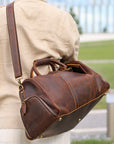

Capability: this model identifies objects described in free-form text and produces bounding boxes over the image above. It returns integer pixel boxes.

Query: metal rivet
[78,118,81,122]
[59,117,62,121]
[40,135,43,138]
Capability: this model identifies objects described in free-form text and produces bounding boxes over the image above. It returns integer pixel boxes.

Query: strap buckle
[16,77,23,89]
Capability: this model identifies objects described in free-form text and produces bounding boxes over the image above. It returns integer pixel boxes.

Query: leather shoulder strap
[6,2,22,78]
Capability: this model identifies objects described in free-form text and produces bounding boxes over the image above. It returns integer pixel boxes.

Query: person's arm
[59,12,80,62]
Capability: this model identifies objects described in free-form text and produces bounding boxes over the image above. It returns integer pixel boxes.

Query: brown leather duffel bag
[6,3,110,140]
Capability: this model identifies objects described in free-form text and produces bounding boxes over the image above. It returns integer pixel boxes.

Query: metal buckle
[16,77,23,89]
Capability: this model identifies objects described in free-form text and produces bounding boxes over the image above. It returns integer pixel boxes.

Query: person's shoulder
[0,5,4,8]
[0,5,6,10]
[15,0,71,20]
[46,2,71,18]
[48,4,76,27]
[44,2,74,24]
[0,5,6,18]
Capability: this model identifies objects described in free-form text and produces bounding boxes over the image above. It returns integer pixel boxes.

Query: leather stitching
[60,89,108,117]
[55,72,78,109]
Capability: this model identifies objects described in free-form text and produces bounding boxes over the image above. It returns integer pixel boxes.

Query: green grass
[94,96,106,109]
[71,139,114,144]
[79,40,114,60]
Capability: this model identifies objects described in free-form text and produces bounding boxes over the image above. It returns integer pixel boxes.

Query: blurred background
[48,0,114,34]
[1,0,114,34]
[0,0,114,143]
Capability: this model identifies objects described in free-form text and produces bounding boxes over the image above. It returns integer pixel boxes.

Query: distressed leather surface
[20,59,110,140]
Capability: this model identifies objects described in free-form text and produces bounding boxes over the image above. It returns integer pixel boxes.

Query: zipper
[38,97,57,117]
[23,95,57,117]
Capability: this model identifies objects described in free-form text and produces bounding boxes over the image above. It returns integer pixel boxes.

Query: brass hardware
[19,83,24,90]
[39,135,43,138]
[16,76,23,82]
[58,117,62,121]
[20,90,24,94]
[16,77,23,89]
[78,118,81,122]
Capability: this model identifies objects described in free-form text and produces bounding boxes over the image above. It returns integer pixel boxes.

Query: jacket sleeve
[58,12,80,62]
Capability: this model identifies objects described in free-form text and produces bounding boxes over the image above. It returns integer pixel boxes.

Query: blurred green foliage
[69,7,83,34]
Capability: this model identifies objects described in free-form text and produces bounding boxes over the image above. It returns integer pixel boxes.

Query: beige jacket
[0,0,80,128]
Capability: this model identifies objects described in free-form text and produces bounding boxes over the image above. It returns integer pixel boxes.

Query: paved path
[70,110,107,141]
[80,33,114,42]
[82,59,114,64]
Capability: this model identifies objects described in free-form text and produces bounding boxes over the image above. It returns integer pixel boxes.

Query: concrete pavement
[82,59,114,64]
[70,109,108,141]
[80,33,114,42]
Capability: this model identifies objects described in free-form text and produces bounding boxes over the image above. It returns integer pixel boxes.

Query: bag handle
[30,58,67,77]
[6,2,22,79]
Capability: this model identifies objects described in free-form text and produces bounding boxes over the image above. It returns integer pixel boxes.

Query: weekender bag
[6,3,110,140]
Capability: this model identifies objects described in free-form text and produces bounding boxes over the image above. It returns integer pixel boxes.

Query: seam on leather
[86,74,94,100]
[55,72,77,109]
[60,90,107,117]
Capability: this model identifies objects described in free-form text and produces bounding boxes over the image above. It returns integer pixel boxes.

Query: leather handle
[30,58,67,77]
[33,58,67,68]
[6,3,22,78]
